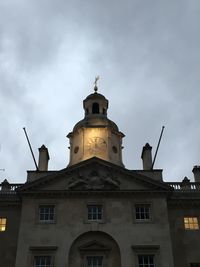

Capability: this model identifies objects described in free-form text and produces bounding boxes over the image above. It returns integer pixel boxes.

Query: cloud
[0,0,200,183]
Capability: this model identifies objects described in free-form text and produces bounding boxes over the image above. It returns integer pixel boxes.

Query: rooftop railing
[166,182,200,190]
[1,182,200,194]
[0,183,23,194]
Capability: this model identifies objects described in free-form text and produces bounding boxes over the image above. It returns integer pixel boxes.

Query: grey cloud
[0,0,200,183]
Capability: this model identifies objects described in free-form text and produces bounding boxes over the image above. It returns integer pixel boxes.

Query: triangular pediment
[17,157,171,193]
[79,240,111,252]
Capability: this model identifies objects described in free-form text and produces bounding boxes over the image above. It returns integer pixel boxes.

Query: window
[34,256,52,267]
[191,264,200,267]
[132,245,159,267]
[0,218,6,231]
[184,217,199,230]
[92,103,100,114]
[88,205,102,221]
[138,255,155,267]
[135,204,151,220]
[86,256,103,267]
[39,205,55,223]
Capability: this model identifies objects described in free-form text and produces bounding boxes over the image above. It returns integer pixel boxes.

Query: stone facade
[0,90,200,267]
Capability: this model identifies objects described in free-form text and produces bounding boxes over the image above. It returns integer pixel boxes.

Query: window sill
[133,219,153,224]
[38,221,56,224]
[83,220,106,224]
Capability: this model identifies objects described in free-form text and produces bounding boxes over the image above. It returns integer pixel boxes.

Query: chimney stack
[38,145,50,171]
[141,143,152,170]
[192,165,200,182]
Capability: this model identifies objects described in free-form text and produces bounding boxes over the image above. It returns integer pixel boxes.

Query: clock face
[87,137,107,154]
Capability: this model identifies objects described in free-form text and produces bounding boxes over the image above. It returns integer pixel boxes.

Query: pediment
[17,157,171,193]
[79,240,111,252]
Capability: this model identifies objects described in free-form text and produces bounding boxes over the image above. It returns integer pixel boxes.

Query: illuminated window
[184,217,199,230]
[39,205,55,223]
[135,204,151,220]
[138,255,155,267]
[86,256,103,267]
[34,256,52,267]
[88,205,102,221]
[0,218,7,232]
[191,264,200,267]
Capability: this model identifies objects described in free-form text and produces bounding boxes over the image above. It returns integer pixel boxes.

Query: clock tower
[67,84,125,167]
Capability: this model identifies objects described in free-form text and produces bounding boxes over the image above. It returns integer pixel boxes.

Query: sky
[0,0,200,183]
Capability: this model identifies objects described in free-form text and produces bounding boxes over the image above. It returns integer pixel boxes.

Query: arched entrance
[68,231,121,267]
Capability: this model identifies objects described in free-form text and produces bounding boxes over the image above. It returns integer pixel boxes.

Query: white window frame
[29,246,57,267]
[33,255,52,267]
[137,254,155,267]
[38,205,55,224]
[133,203,153,223]
[87,205,103,221]
[86,255,104,267]
[84,200,106,223]
[132,245,160,267]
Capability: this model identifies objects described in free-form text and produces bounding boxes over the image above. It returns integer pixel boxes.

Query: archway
[68,231,121,267]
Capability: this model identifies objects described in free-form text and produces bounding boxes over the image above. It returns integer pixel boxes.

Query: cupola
[67,79,125,167]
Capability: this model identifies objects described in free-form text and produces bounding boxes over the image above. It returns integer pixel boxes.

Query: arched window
[92,103,99,114]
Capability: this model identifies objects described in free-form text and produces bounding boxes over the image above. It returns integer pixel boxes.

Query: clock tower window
[92,103,100,114]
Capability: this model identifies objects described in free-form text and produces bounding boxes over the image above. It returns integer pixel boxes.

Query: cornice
[18,189,171,198]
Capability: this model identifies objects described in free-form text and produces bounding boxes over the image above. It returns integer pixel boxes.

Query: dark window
[191,264,200,267]
[138,255,154,267]
[135,204,151,220]
[34,256,52,267]
[88,205,102,221]
[87,256,103,267]
[39,205,55,223]
[86,108,89,115]
[103,108,106,115]
[92,103,99,114]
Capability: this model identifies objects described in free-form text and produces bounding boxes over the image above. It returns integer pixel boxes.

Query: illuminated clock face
[87,137,107,154]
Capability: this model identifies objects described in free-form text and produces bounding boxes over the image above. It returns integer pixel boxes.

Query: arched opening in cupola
[92,103,100,114]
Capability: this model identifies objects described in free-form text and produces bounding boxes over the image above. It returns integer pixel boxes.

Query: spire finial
[94,76,100,93]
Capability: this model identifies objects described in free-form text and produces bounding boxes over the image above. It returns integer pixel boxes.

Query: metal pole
[23,127,38,171]
[151,126,165,170]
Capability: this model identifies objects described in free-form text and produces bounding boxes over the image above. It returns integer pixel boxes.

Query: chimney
[38,145,50,171]
[141,143,152,170]
[192,165,200,182]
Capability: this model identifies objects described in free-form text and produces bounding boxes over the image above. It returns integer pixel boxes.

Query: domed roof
[73,115,119,132]
[84,92,107,101]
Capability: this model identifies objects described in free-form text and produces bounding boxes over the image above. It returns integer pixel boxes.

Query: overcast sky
[0,0,200,183]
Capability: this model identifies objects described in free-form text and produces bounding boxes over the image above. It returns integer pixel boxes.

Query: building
[0,85,200,267]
